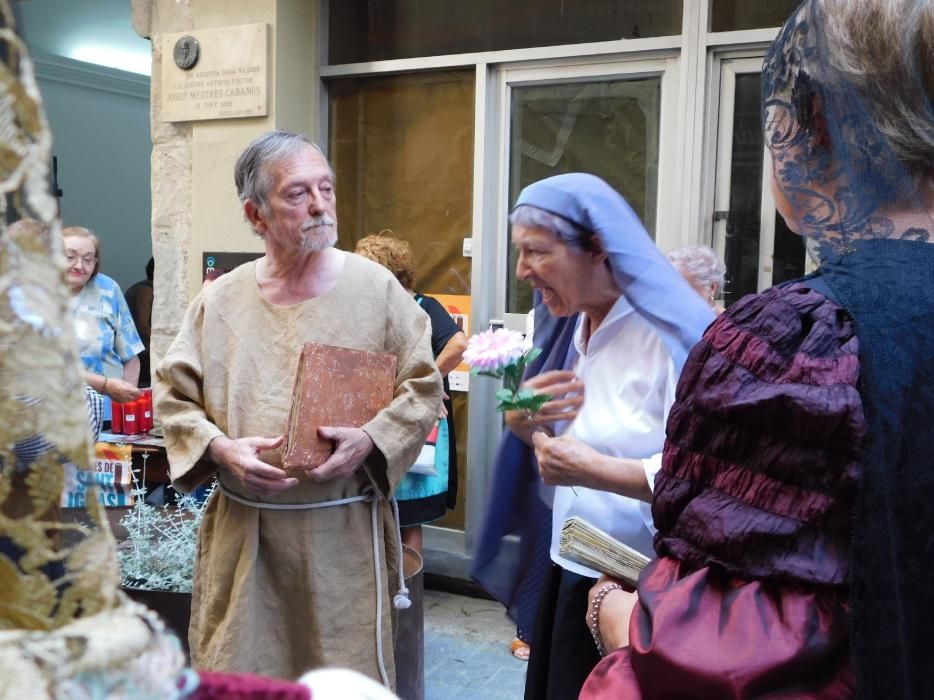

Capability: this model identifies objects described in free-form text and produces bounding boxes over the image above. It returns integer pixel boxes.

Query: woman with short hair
[63,226,143,405]
[667,244,726,314]
[354,232,468,555]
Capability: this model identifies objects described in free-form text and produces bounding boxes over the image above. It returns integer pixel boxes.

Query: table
[60,432,172,509]
[97,430,170,487]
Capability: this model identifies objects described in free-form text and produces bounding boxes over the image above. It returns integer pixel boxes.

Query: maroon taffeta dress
[582,283,862,699]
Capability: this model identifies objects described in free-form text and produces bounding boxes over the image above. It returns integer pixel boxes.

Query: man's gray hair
[234,129,331,210]
[667,245,727,289]
[509,204,596,251]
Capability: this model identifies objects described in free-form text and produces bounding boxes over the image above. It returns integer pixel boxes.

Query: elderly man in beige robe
[153,129,442,688]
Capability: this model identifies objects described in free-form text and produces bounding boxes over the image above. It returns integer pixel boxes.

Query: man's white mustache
[301,215,336,232]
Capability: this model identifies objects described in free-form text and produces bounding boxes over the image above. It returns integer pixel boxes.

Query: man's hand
[105,377,142,403]
[587,575,638,653]
[532,431,599,488]
[208,434,298,495]
[307,427,374,481]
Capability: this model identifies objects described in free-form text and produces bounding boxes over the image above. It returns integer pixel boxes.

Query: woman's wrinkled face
[512,223,598,318]
[63,235,97,292]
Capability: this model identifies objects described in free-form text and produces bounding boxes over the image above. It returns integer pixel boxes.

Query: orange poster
[427,293,471,390]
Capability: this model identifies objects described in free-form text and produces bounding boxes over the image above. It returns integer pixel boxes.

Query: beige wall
[134,0,319,373]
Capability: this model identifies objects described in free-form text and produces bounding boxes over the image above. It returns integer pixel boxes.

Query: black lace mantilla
[762,3,934,698]
[762,2,933,254]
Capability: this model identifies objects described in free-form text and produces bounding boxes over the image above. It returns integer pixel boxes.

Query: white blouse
[549,294,679,577]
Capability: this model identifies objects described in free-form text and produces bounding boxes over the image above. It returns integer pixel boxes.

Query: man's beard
[299,215,338,253]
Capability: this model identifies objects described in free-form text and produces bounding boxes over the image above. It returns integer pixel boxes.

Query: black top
[124,278,153,340]
[819,240,934,699]
[414,293,462,360]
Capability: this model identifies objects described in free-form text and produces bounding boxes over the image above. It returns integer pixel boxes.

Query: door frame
[492,56,680,332]
[463,55,681,547]
[710,54,807,295]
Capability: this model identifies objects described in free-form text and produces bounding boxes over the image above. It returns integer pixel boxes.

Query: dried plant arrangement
[118,479,215,594]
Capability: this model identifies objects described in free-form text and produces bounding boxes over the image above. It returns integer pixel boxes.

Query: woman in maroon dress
[582,1,934,697]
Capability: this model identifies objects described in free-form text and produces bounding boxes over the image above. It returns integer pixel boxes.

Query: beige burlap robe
[154,253,441,684]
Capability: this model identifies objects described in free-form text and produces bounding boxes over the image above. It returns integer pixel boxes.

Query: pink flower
[463,328,526,371]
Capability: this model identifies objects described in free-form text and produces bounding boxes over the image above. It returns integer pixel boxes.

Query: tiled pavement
[423,589,527,700]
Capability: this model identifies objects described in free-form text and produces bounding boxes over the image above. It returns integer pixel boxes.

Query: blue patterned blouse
[73,273,144,378]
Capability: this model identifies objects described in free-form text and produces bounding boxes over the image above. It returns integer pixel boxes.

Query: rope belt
[218,483,410,689]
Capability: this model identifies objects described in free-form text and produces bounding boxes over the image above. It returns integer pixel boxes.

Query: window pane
[329,0,683,64]
[329,72,474,530]
[772,213,805,286]
[721,73,803,306]
[328,71,474,295]
[722,74,762,305]
[506,77,661,314]
[709,0,799,32]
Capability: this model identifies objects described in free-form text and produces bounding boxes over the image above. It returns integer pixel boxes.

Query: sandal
[510,638,531,661]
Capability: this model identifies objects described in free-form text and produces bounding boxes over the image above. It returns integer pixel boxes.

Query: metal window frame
[311,0,785,550]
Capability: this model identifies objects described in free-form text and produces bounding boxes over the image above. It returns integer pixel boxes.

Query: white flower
[463,328,526,371]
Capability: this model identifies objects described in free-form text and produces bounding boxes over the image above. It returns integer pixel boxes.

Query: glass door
[712,57,808,306]
[328,70,475,531]
[495,58,677,332]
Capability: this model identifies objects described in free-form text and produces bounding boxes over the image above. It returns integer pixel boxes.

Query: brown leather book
[282,342,397,473]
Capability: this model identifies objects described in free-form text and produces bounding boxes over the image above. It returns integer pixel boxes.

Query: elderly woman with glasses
[63,226,143,404]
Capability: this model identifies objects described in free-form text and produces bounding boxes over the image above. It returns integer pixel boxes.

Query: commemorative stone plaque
[162,23,268,122]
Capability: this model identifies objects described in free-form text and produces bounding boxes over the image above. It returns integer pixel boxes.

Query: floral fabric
[73,273,143,378]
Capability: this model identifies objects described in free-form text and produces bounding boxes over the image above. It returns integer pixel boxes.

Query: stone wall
[133,0,193,372]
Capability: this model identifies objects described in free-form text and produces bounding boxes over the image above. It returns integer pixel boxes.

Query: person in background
[666,244,726,314]
[475,173,713,700]
[3,219,106,451]
[508,304,545,662]
[201,268,229,287]
[63,226,143,406]
[582,1,934,697]
[124,257,154,387]
[354,232,467,555]
[154,129,441,687]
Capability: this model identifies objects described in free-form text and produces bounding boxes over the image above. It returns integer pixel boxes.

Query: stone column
[133,0,194,373]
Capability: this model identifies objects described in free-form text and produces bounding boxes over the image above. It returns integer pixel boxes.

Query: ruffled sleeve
[652,282,866,585]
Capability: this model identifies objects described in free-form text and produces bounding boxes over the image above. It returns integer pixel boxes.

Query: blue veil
[471,173,714,636]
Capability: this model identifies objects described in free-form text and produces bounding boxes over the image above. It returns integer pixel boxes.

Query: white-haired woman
[473,172,713,700]
[64,226,143,405]
[666,245,726,314]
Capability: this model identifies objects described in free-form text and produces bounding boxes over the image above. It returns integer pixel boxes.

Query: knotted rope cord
[218,484,410,688]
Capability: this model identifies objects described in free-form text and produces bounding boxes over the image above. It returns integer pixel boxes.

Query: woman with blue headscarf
[474,172,713,699]
[583,1,934,697]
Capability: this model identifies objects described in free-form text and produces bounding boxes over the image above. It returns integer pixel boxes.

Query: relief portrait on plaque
[173,35,200,70]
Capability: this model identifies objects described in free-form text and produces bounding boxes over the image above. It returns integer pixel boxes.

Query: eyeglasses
[65,251,97,267]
